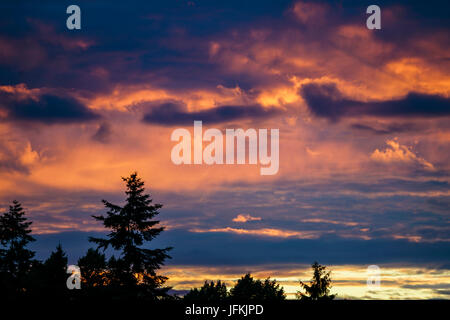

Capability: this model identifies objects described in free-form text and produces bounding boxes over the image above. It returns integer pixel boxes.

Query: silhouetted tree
[0,200,35,296]
[230,273,285,301]
[89,172,172,299]
[41,244,68,295]
[184,280,228,301]
[297,262,335,300]
[78,248,107,289]
[26,260,46,296]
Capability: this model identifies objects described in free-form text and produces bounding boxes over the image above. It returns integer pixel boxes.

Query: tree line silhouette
[0,172,335,301]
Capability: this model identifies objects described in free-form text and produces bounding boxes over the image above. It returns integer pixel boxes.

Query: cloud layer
[301,83,450,121]
[0,1,449,299]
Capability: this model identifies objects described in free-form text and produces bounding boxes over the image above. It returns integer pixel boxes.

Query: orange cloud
[0,83,42,100]
[86,83,253,113]
[190,227,319,239]
[370,139,434,170]
[232,214,262,223]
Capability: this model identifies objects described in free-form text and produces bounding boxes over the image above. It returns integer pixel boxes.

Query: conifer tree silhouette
[41,244,68,295]
[89,172,172,298]
[78,248,107,289]
[0,200,35,296]
[184,280,228,301]
[230,273,285,301]
[297,262,335,300]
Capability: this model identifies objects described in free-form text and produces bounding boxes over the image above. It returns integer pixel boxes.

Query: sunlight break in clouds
[162,264,450,300]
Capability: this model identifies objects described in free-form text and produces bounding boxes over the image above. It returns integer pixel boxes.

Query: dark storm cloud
[0,0,293,91]
[0,0,448,93]
[31,230,450,266]
[301,83,450,121]
[350,122,424,135]
[142,102,280,125]
[160,230,450,266]
[0,93,100,124]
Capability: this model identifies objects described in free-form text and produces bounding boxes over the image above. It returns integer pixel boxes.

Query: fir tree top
[0,200,34,246]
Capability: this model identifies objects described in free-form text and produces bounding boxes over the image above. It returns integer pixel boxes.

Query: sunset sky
[0,0,449,299]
